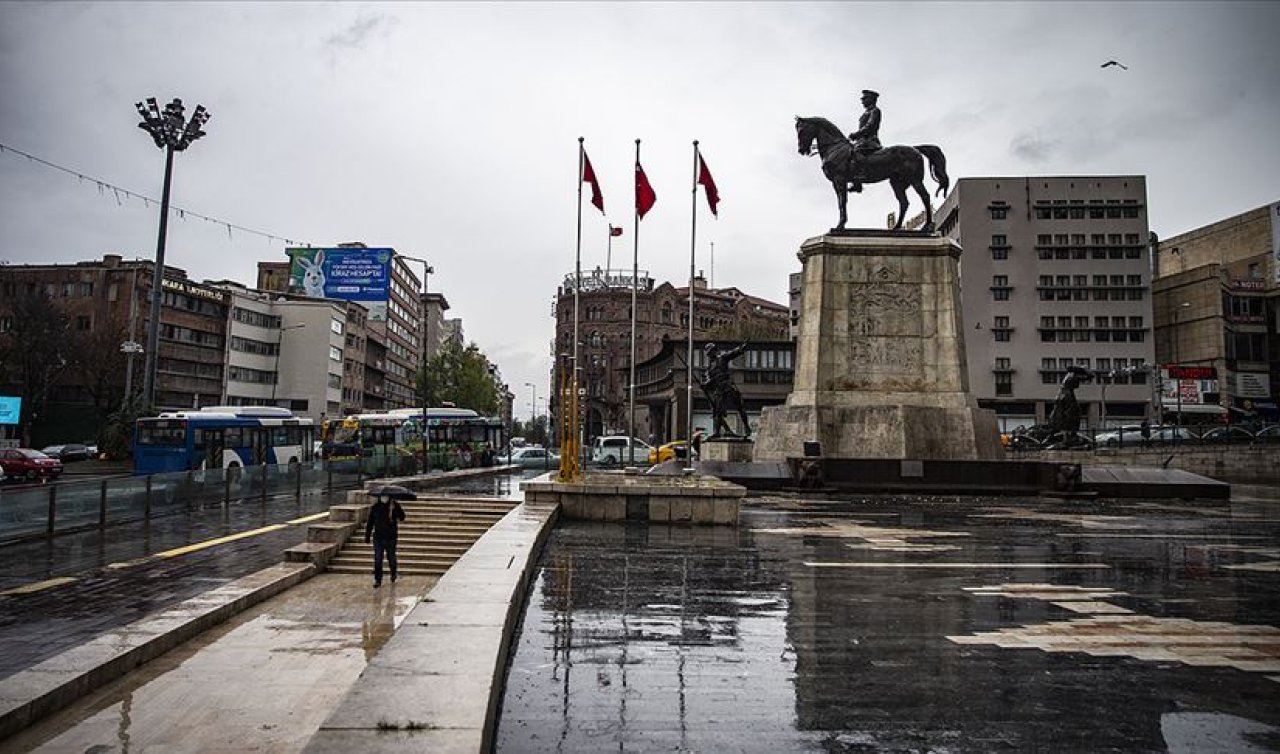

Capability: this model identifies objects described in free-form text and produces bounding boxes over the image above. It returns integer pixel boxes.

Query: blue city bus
[133,406,316,474]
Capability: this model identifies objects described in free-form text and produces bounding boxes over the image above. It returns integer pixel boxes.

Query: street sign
[120,341,144,354]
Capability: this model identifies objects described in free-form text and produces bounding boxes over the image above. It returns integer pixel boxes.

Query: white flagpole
[629,139,640,464]
[687,141,699,450]
[571,138,584,478]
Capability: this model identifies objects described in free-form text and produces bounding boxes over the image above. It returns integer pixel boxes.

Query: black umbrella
[372,484,415,500]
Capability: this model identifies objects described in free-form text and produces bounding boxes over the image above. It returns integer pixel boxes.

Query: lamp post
[1173,301,1190,426]
[135,97,210,412]
[271,323,306,405]
[401,256,433,474]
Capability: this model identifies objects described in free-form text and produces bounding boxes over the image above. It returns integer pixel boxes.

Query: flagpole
[629,139,640,465]
[568,138,585,480]
[607,225,613,274]
[687,141,699,452]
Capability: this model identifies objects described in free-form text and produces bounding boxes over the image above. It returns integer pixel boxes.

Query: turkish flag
[697,154,719,216]
[609,225,623,237]
[635,160,656,220]
[582,151,604,214]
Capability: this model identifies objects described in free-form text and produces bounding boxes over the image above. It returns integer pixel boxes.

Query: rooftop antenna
[709,241,715,288]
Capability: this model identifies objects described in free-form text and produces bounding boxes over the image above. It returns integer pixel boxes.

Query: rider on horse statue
[848,89,882,193]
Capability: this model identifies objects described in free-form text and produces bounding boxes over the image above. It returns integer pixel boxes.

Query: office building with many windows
[934,176,1156,430]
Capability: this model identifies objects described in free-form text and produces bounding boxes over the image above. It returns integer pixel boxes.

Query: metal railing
[0,455,423,545]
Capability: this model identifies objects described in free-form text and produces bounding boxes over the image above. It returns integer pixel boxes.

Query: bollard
[295,461,302,500]
[144,475,152,520]
[326,462,333,492]
[224,468,232,507]
[99,479,108,527]
[46,484,57,536]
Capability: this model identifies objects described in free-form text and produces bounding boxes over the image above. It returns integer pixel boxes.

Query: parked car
[0,448,64,481]
[590,436,653,466]
[648,440,696,466]
[1198,426,1255,444]
[503,446,560,469]
[1005,425,1093,450]
[38,443,92,462]
[1095,425,1195,447]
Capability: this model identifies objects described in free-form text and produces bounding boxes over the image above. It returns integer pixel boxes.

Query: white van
[590,436,653,466]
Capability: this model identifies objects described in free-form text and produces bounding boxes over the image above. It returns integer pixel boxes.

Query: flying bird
[1100,60,1128,70]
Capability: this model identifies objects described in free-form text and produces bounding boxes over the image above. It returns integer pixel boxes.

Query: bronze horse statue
[795,116,950,232]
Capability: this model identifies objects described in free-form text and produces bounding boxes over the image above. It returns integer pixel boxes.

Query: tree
[72,316,129,430]
[0,291,75,446]
[511,416,548,447]
[419,340,501,415]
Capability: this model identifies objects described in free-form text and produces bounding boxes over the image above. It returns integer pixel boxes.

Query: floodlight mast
[135,97,211,412]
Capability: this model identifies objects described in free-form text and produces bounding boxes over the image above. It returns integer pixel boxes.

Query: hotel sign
[162,277,228,304]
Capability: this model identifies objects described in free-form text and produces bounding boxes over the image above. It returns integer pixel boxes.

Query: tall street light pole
[1173,301,1190,426]
[401,256,433,475]
[271,324,306,405]
[135,97,210,413]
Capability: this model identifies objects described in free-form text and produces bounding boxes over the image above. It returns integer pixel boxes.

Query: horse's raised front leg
[913,181,935,232]
[834,181,848,230]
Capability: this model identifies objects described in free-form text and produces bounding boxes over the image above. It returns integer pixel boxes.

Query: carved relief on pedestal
[847,263,923,376]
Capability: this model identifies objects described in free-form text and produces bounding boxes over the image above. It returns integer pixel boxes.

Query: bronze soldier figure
[700,342,751,438]
[847,89,882,193]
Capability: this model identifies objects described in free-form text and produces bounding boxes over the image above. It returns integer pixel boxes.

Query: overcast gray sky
[2,2,1277,419]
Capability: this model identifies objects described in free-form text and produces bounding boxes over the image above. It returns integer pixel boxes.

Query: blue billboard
[287,247,392,319]
[0,396,21,425]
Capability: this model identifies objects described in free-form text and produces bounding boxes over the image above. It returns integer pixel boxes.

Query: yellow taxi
[648,440,694,465]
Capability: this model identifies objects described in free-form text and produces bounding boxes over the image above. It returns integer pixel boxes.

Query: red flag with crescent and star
[697,153,719,216]
[582,150,604,214]
[635,160,656,220]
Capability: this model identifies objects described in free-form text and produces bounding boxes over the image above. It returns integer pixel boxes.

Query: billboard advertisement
[0,396,21,425]
[287,247,392,320]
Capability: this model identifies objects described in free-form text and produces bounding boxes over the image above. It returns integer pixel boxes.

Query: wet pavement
[0,471,522,682]
[3,573,436,753]
[496,489,1280,753]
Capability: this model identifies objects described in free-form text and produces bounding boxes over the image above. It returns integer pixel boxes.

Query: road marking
[805,562,1110,569]
[0,576,78,596]
[286,512,330,525]
[151,524,289,559]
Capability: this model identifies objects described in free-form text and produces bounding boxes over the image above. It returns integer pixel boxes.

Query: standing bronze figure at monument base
[700,342,752,439]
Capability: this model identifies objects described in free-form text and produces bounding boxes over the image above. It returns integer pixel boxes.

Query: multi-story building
[262,244,424,411]
[212,282,350,422]
[1153,201,1280,425]
[552,268,789,441]
[934,176,1155,430]
[0,254,230,443]
[421,291,450,362]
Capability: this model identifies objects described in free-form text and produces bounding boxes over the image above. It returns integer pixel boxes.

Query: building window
[329,345,342,362]
[75,315,91,331]
[331,318,344,335]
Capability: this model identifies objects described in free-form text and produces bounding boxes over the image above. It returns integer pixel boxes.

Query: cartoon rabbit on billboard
[297,250,326,297]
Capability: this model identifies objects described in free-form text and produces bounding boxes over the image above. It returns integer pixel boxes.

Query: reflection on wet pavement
[6,573,435,753]
[497,494,1280,752]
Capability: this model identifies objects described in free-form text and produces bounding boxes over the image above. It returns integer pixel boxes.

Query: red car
[0,448,64,482]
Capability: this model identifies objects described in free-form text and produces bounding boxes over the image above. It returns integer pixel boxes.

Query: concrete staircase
[285,493,518,576]
[324,496,518,576]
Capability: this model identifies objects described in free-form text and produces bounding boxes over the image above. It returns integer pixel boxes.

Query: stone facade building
[552,269,789,442]
[0,254,229,444]
[1153,202,1279,424]
[933,176,1156,430]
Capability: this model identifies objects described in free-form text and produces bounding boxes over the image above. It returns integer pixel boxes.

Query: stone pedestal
[700,438,754,463]
[755,231,1002,461]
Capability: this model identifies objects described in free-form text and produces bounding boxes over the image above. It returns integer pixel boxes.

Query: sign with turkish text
[1164,365,1216,380]
[287,247,392,320]
[1232,371,1271,399]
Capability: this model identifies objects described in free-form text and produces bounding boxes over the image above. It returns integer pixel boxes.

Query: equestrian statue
[796,90,950,232]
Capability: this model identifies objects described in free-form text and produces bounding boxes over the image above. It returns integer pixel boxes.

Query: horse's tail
[915,145,950,198]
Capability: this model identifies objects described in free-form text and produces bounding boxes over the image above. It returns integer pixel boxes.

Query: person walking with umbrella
[365,485,411,588]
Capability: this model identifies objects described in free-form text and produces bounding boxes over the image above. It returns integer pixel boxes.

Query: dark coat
[365,499,406,542]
